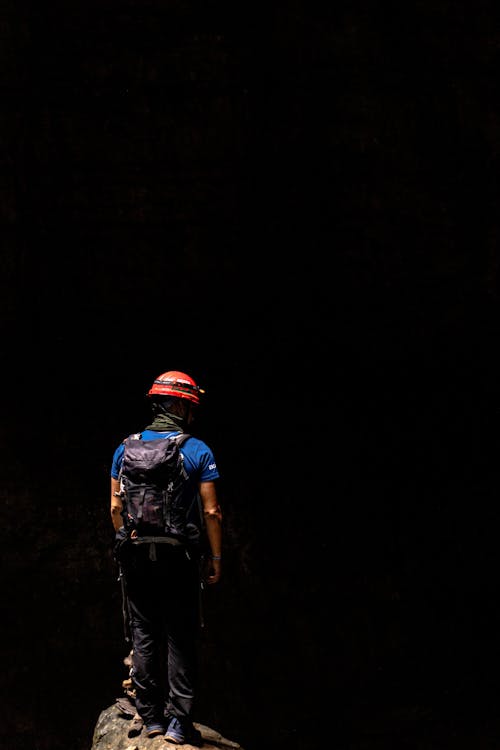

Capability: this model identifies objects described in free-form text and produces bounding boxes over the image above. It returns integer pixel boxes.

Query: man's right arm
[199,480,222,584]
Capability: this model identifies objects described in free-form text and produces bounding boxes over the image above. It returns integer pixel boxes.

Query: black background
[1,2,500,749]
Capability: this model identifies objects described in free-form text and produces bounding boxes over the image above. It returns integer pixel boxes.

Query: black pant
[123,545,200,728]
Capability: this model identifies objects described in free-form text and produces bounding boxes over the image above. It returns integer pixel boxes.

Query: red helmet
[147,370,205,405]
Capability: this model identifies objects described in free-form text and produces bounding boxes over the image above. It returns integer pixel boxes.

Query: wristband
[211,555,221,560]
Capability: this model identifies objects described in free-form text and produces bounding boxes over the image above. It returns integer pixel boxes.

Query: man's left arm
[110,477,123,531]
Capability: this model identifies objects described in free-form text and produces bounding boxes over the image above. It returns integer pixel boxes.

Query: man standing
[110,370,222,745]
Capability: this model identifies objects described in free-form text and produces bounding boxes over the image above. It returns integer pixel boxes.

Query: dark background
[1,2,500,749]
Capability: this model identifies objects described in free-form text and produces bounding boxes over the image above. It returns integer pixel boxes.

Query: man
[110,370,222,745]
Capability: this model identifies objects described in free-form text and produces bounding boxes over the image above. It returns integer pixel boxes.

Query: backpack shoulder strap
[175,433,191,447]
[121,432,142,444]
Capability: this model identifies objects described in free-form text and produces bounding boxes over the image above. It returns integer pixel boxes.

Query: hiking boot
[164,716,203,746]
[145,723,165,738]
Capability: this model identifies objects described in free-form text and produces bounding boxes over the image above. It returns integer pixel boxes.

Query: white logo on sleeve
[209,463,217,471]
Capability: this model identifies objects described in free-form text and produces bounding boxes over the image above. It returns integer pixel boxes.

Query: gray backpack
[118,433,204,549]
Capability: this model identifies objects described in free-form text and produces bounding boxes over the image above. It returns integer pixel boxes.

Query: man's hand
[205,557,221,585]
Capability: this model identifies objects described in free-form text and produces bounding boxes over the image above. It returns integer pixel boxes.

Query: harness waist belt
[132,536,184,547]
[131,536,186,561]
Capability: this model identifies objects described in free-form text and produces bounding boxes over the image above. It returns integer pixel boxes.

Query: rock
[91,703,245,750]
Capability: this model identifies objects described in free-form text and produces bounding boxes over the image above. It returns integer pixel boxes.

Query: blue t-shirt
[111,430,220,484]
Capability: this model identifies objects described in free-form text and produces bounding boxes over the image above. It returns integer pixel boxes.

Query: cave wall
[1,3,500,750]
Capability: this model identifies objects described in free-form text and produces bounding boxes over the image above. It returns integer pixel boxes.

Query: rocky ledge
[92,702,245,750]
